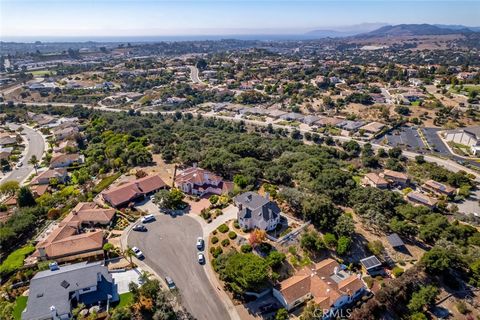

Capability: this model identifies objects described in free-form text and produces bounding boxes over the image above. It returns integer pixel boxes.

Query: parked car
[132,246,144,258]
[196,237,204,250]
[17,162,23,168]
[132,224,147,232]
[259,303,278,314]
[141,214,155,223]
[165,276,176,290]
[197,252,205,264]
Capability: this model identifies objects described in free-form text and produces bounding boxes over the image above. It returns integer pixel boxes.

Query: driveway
[111,268,143,294]
[127,214,231,320]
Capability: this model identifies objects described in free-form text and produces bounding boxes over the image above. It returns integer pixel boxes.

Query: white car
[196,237,204,250]
[197,252,205,264]
[132,246,144,258]
[141,214,155,223]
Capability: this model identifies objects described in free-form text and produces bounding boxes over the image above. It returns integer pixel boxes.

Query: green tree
[219,252,269,293]
[154,188,185,210]
[29,155,39,174]
[334,214,355,236]
[336,236,352,255]
[0,180,19,196]
[421,246,455,273]
[323,233,337,249]
[17,186,35,207]
[275,308,289,320]
[408,285,439,312]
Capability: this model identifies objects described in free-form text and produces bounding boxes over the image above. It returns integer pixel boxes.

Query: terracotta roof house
[53,126,79,141]
[33,203,114,262]
[421,180,456,197]
[102,174,167,207]
[234,192,281,231]
[273,258,366,312]
[362,173,389,189]
[315,117,344,127]
[54,139,78,153]
[30,168,68,185]
[30,184,49,197]
[49,153,84,169]
[406,191,438,208]
[360,122,386,135]
[175,166,233,197]
[22,262,119,320]
[380,170,409,186]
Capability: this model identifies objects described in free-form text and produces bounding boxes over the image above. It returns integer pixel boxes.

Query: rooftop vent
[60,280,70,289]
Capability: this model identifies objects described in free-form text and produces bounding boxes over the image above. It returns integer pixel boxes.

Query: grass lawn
[116,292,133,308]
[93,172,122,194]
[0,244,35,276]
[13,296,28,320]
[29,70,56,76]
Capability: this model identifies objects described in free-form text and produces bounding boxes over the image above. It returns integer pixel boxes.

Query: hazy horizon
[1,0,479,40]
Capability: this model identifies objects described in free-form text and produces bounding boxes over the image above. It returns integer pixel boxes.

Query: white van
[141,214,155,223]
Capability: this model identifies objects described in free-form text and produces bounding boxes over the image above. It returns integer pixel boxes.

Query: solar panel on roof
[387,233,405,247]
[360,256,382,269]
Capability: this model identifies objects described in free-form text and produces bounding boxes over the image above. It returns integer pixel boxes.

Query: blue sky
[1,0,479,37]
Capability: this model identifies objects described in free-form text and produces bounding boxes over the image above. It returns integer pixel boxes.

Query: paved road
[127,215,230,320]
[0,125,45,184]
[188,65,203,84]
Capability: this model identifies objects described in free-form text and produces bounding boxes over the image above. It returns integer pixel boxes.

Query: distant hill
[356,24,476,38]
[306,23,388,38]
[434,24,480,32]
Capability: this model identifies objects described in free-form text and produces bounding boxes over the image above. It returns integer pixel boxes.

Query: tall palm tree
[28,155,39,174]
[124,246,135,268]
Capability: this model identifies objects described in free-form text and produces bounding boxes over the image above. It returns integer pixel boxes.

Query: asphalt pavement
[127,214,230,320]
[0,124,45,184]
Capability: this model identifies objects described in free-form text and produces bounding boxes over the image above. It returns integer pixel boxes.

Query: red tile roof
[102,174,167,207]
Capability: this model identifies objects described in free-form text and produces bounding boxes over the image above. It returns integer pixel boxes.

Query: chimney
[334,266,338,275]
[38,247,47,259]
[238,203,243,211]
[265,192,270,201]
[193,162,197,168]
[50,306,59,320]
[172,165,177,188]
[246,194,252,202]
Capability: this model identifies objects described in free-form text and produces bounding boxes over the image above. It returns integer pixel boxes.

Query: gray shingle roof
[234,192,281,224]
[22,262,116,320]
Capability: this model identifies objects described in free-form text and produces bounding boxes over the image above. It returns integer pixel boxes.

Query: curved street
[0,124,45,184]
[127,214,231,320]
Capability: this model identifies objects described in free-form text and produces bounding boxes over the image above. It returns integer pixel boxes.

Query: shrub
[210,246,223,258]
[367,240,384,256]
[392,266,404,277]
[363,276,374,288]
[228,231,237,239]
[218,224,229,233]
[47,208,61,220]
[211,236,219,244]
[233,220,240,229]
[221,239,230,247]
[241,244,252,253]
[456,301,470,315]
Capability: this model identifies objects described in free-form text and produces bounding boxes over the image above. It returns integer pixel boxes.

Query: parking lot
[375,126,427,151]
[127,214,229,320]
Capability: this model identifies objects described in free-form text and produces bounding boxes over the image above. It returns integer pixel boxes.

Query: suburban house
[54,140,78,153]
[101,174,167,207]
[33,203,114,263]
[360,122,385,135]
[30,168,68,185]
[421,179,456,197]
[175,166,233,197]
[234,192,281,231]
[360,256,383,276]
[49,154,84,169]
[444,126,480,155]
[53,126,79,141]
[380,170,409,187]
[362,173,389,189]
[273,258,366,313]
[22,262,119,320]
[406,191,438,208]
[387,233,406,251]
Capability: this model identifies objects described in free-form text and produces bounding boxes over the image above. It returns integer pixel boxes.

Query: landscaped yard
[93,172,122,194]
[13,296,28,320]
[116,292,133,308]
[0,244,35,277]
